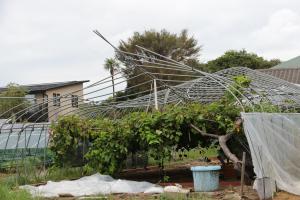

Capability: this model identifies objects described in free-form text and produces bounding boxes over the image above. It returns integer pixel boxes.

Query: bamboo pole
[240,152,246,198]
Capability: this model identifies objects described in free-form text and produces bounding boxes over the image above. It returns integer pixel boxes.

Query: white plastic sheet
[242,112,300,196]
[20,173,163,198]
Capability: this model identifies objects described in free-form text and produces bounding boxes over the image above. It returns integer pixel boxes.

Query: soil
[0,172,10,180]
[2,162,300,200]
[119,161,240,187]
[274,191,300,200]
[119,161,300,200]
[118,161,259,199]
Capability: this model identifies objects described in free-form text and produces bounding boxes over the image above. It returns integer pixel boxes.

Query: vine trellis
[1,31,300,168]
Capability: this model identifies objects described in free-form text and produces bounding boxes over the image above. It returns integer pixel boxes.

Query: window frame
[53,93,61,107]
[71,95,79,108]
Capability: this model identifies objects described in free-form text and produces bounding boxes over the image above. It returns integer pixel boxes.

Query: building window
[53,93,61,106]
[43,94,48,109]
[25,94,36,104]
[71,95,79,108]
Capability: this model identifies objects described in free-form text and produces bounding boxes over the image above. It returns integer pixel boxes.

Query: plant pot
[190,165,221,192]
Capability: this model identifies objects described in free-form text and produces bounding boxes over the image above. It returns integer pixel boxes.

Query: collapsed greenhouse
[1,32,300,198]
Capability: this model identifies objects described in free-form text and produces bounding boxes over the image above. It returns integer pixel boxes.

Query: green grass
[0,157,44,188]
[0,183,35,200]
[1,166,91,188]
[156,193,213,200]
[0,166,214,200]
[0,185,213,200]
[148,145,219,166]
[0,146,218,200]
[45,166,92,181]
[174,144,219,161]
[86,193,213,200]
[0,149,46,163]
[0,166,91,200]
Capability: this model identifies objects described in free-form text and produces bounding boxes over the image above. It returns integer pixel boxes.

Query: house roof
[272,56,300,69]
[0,80,89,94]
[259,68,300,84]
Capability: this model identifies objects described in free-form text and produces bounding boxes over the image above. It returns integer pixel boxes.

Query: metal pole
[44,124,46,173]
[153,79,158,110]
[163,89,170,105]
[240,152,246,198]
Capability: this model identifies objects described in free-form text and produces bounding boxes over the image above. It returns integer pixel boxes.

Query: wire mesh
[1,32,300,168]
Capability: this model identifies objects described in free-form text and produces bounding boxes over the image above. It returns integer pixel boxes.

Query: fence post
[240,152,246,198]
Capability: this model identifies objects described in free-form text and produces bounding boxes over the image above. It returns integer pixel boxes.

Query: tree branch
[190,123,242,169]
[190,124,219,139]
[218,134,242,169]
[190,123,253,181]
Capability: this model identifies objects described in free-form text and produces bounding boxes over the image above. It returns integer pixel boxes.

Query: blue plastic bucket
[190,165,221,192]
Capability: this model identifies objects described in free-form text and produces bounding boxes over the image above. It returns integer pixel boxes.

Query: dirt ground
[119,161,241,188]
[274,192,300,200]
[2,162,300,200]
[118,161,256,200]
[119,161,300,200]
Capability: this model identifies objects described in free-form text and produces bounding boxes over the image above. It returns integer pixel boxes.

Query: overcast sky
[0,0,300,86]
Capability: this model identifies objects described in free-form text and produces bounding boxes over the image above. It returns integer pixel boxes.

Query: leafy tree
[205,49,281,72]
[104,58,120,98]
[0,83,28,120]
[115,29,202,94]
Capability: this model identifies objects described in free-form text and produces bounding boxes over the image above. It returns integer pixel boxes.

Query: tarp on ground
[242,112,300,196]
[20,173,163,198]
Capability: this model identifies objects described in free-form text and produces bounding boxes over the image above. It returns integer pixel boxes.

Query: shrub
[50,115,92,167]
[50,100,243,177]
[84,118,130,175]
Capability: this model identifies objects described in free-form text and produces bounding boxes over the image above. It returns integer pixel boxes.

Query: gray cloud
[0,0,300,86]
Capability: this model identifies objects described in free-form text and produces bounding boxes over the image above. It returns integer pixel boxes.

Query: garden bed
[120,160,237,185]
[2,166,299,200]
[119,161,258,199]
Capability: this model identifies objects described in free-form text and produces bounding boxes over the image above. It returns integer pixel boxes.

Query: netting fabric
[242,112,300,196]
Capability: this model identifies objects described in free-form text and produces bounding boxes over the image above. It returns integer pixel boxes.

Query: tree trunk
[190,123,242,171]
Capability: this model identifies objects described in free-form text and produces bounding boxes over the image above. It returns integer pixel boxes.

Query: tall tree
[115,29,202,95]
[104,58,120,98]
[0,83,28,120]
[205,49,281,72]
